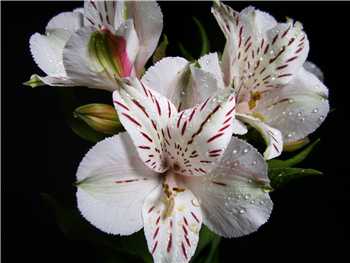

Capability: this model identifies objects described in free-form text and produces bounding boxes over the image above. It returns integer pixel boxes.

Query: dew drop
[297,112,302,117]
[287,133,292,138]
[233,161,239,167]
[252,160,257,166]
[282,111,286,115]
[191,199,200,207]
[288,111,293,116]
[239,209,246,214]
[232,149,238,154]
[250,200,255,204]
[319,115,324,121]
[300,117,305,122]
[289,99,294,103]
[312,108,319,113]
[243,148,249,153]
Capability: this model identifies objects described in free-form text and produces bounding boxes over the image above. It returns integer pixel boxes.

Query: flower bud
[88,28,132,78]
[74,103,121,135]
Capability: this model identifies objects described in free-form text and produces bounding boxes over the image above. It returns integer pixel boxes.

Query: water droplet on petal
[191,199,200,207]
[239,208,246,214]
[287,133,293,138]
[232,149,238,154]
[312,108,319,113]
[243,148,249,153]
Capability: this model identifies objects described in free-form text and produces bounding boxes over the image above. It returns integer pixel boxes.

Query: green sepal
[192,17,210,56]
[268,167,322,189]
[152,34,169,64]
[23,74,45,88]
[268,138,320,169]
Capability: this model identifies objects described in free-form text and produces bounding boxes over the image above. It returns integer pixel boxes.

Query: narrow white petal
[167,88,236,176]
[143,183,202,263]
[125,0,163,76]
[256,67,329,143]
[186,137,273,238]
[238,113,283,159]
[84,0,116,29]
[76,133,160,236]
[113,77,177,173]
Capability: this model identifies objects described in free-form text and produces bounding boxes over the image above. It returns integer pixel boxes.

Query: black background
[2,1,350,262]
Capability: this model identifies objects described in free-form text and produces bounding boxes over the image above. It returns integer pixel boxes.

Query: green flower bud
[74,103,121,135]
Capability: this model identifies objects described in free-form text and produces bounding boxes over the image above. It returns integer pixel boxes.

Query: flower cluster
[28,1,329,263]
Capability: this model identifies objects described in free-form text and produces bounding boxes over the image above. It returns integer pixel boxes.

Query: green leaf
[192,17,210,56]
[152,34,169,64]
[178,42,195,61]
[268,138,320,168]
[178,17,210,62]
[269,167,323,189]
[23,74,45,88]
[191,226,219,263]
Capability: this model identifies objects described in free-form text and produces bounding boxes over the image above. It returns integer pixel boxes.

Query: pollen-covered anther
[248,91,262,110]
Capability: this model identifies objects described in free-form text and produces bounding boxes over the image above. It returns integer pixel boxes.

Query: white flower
[76,77,273,263]
[29,0,163,90]
[210,2,329,158]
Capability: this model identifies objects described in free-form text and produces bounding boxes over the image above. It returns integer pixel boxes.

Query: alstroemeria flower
[209,2,329,158]
[76,78,273,263]
[29,0,163,90]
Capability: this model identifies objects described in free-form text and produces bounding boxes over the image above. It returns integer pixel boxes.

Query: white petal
[237,114,283,159]
[125,0,163,76]
[255,67,329,143]
[46,10,84,32]
[303,61,324,82]
[76,133,160,236]
[232,119,248,135]
[185,137,273,238]
[37,75,76,86]
[211,3,277,87]
[198,53,225,89]
[30,29,71,76]
[84,0,116,29]
[141,56,189,109]
[212,3,309,96]
[113,77,177,173]
[166,88,236,176]
[63,26,118,91]
[143,184,202,263]
[187,65,222,108]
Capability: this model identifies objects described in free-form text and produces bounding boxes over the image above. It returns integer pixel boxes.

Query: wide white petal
[167,88,236,176]
[46,9,84,32]
[76,133,160,236]
[113,77,177,173]
[237,113,283,159]
[185,137,273,238]
[30,29,71,77]
[143,184,202,263]
[303,61,324,82]
[141,57,190,109]
[255,67,329,143]
[125,0,163,76]
[63,26,118,91]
